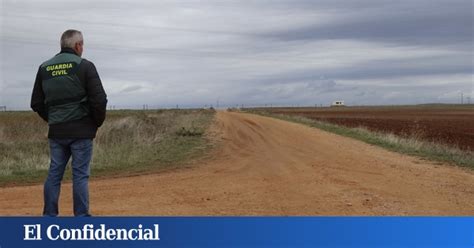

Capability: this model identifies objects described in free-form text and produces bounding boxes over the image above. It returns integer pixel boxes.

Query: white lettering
[59,229,71,240]
[47,224,60,241]
[83,224,94,240]
[106,229,116,240]
[154,224,160,240]
[94,224,106,240]
[128,229,138,240]
[23,224,41,240]
[28,224,160,241]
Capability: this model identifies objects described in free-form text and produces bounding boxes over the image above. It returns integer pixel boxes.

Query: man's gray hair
[60,29,83,48]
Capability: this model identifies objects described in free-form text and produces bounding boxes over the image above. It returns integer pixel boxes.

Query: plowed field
[263,106,474,151]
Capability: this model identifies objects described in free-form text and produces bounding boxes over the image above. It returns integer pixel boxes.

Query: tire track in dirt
[0,111,473,215]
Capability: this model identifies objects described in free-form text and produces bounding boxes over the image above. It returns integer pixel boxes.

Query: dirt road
[1,111,473,215]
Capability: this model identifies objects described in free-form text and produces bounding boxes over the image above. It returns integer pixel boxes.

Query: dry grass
[0,109,215,185]
[0,112,50,178]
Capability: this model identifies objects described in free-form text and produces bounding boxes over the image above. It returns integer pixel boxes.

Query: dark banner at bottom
[0,217,472,248]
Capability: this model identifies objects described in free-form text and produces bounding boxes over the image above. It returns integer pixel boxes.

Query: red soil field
[261,105,474,151]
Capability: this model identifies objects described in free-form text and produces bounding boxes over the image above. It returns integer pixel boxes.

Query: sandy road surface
[1,111,474,216]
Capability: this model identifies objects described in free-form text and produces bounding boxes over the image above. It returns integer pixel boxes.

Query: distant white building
[331,100,345,107]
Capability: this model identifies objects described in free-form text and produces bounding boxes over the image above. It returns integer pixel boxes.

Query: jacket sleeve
[30,66,48,122]
[85,61,107,127]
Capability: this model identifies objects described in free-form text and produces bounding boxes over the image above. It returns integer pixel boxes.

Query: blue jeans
[43,138,93,217]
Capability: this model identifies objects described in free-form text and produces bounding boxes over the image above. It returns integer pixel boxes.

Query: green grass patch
[245,109,474,169]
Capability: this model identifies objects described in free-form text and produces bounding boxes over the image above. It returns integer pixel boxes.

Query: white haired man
[31,29,107,217]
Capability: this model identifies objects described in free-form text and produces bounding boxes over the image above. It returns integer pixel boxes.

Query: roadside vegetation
[0,109,216,186]
[245,109,474,169]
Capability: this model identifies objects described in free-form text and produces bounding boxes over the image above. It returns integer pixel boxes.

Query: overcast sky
[0,0,472,109]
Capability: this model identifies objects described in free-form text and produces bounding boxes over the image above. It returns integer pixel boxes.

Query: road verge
[244,109,474,169]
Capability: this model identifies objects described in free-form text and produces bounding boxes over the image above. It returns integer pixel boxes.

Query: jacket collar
[59,47,79,56]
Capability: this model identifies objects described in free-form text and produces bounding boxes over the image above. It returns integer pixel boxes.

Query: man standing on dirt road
[31,29,107,217]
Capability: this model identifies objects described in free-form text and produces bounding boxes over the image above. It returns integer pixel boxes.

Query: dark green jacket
[31,48,107,138]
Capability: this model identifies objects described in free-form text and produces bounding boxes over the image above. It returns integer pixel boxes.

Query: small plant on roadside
[176,126,204,137]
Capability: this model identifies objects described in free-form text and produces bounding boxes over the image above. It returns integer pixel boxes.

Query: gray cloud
[255,55,470,84]
[0,0,472,109]
[262,0,472,47]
